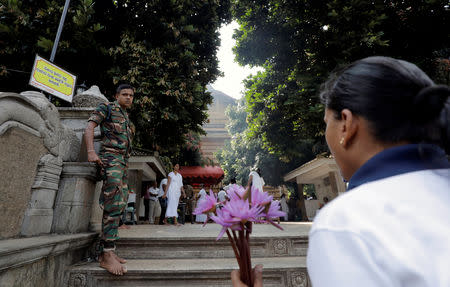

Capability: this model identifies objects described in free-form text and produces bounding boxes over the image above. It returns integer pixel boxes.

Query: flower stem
[239,227,250,285]
[232,230,240,249]
[245,234,253,287]
[226,229,242,271]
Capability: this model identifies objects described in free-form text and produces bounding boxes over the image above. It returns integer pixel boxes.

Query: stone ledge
[61,162,97,180]
[0,233,98,272]
[66,257,310,287]
[116,236,308,259]
[58,107,96,119]
[117,222,311,239]
[70,256,306,272]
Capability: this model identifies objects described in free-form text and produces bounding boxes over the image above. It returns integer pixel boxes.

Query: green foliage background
[231,0,450,162]
[217,0,449,192]
[0,0,232,163]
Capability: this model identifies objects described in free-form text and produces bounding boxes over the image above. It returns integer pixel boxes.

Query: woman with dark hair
[307,56,450,286]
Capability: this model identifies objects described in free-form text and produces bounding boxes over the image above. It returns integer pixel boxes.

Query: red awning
[179,166,224,186]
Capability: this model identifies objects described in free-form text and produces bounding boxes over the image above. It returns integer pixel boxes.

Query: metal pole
[50,0,71,62]
[47,0,70,102]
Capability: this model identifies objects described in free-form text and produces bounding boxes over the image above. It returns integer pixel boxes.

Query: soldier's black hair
[116,84,135,94]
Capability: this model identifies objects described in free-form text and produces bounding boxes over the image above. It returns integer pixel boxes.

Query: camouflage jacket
[88,101,134,158]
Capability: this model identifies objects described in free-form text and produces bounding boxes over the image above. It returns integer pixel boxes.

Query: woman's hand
[231,265,263,287]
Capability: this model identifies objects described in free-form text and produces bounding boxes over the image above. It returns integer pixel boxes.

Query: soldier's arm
[85,121,103,167]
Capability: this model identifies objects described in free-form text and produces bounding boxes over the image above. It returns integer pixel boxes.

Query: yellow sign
[29,55,77,102]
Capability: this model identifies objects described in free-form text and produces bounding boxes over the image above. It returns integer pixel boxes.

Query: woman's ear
[340,109,359,148]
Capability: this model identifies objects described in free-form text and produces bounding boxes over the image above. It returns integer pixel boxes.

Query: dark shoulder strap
[106,103,112,122]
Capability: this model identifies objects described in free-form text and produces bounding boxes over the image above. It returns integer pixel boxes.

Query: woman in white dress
[162,163,186,225]
[246,168,265,194]
[195,184,207,223]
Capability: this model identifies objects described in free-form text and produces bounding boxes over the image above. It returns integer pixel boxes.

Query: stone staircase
[64,223,312,287]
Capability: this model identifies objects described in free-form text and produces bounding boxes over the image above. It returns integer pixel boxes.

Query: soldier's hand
[88,151,104,167]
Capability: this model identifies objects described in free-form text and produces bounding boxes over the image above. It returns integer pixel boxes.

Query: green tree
[232,0,450,160]
[0,0,110,92]
[0,0,232,164]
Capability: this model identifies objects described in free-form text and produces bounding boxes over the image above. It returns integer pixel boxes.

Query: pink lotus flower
[198,183,286,286]
[221,197,264,227]
[250,186,272,207]
[193,190,218,224]
[265,200,286,218]
[226,184,246,201]
[210,208,242,240]
[262,200,286,230]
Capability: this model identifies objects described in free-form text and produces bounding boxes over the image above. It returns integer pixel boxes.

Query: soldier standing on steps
[84,84,135,276]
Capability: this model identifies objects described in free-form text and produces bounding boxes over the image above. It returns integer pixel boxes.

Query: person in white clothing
[232,56,450,287]
[195,184,207,223]
[158,178,168,225]
[147,181,159,224]
[162,163,186,225]
[217,189,227,202]
[306,56,450,287]
[246,168,265,195]
[280,193,289,221]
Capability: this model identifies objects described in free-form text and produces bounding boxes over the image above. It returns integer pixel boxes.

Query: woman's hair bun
[413,85,450,123]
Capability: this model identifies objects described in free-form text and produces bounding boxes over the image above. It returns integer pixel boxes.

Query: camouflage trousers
[99,153,129,243]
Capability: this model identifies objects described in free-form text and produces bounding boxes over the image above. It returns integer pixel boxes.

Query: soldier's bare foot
[113,252,127,264]
[99,251,126,275]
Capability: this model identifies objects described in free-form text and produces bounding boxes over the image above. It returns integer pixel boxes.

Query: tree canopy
[232,0,450,160]
[0,0,232,161]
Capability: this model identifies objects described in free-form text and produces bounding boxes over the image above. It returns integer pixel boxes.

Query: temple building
[200,86,236,162]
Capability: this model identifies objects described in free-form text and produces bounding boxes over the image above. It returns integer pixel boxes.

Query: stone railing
[0,87,107,286]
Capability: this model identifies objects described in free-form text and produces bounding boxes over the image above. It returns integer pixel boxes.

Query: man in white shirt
[158,178,168,225]
[147,181,159,224]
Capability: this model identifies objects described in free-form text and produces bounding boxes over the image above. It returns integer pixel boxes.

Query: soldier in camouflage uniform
[85,84,134,276]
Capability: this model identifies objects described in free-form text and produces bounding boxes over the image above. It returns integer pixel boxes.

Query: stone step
[65,257,309,287]
[115,223,311,259]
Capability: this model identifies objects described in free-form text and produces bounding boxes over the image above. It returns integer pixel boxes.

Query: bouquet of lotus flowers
[193,185,286,286]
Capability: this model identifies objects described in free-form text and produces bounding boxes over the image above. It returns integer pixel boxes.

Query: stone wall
[0,91,80,238]
[0,233,96,287]
[0,88,104,286]
[0,128,47,238]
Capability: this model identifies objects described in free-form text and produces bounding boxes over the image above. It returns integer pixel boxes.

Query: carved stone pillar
[52,162,97,233]
[21,154,62,236]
